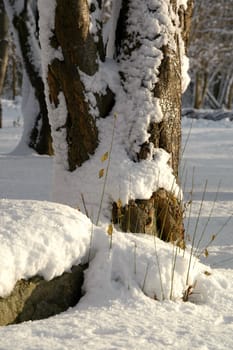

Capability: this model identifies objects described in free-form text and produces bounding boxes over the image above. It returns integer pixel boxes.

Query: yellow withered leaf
[204,249,209,257]
[204,270,211,276]
[101,152,109,162]
[107,224,113,236]
[99,168,105,178]
[211,234,216,241]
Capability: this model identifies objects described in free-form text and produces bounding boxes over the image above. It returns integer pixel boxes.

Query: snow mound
[85,230,213,303]
[0,199,215,303]
[0,199,92,297]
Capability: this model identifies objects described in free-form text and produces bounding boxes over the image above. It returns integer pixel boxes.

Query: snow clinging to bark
[3,0,24,17]
[38,0,190,222]
[38,0,67,163]
[88,0,102,41]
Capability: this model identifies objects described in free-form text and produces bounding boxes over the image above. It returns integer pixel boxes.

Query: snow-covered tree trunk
[39,0,193,246]
[45,0,114,170]
[3,0,52,154]
[112,0,192,242]
[0,0,9,128]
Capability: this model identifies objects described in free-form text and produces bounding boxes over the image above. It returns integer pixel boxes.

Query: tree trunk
[194,72,203,109]
[40,0,193,247]
[194,71,208,109]
[47,0,98,170]
[178,0,194,50]
[46,0,114,171]
[112,0,193,245]
[4,0,52,154]
[226,82,233,109]
[0,0,9,128]
[212,72,222,102]
[11,40,17,100]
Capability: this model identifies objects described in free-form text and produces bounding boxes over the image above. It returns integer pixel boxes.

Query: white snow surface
[1,101,233,349]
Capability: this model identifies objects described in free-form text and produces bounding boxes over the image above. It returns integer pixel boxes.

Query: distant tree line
[187,0,233,109]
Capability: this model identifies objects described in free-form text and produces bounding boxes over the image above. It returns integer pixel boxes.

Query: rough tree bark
[0,0,9,128]
[4,0,52,154]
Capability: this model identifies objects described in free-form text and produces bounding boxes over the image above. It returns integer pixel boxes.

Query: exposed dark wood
[47,59,98,171]
[54,0,104,76]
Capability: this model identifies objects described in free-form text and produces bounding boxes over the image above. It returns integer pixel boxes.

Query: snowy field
[0,99,233,349]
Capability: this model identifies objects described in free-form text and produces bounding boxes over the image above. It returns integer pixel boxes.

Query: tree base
[112,188,184,247]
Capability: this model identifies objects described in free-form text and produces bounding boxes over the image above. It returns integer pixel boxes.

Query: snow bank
[0,199,92,296]
[0,199,212,303]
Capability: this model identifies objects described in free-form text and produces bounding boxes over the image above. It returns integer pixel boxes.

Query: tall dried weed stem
[96,114,117,226]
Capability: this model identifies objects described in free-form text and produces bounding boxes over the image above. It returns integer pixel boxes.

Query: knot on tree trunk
[112,188,184,247]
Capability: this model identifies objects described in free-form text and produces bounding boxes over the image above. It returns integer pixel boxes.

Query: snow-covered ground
[0,99,233,349]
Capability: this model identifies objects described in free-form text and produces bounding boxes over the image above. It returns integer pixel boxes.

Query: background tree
[38,0,193,245]
[0,0,9,128]
[187,0,233,109]
[3,0,52,154]
[3,33,22,101]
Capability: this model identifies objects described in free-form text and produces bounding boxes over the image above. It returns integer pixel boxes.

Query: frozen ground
[0,99,233,349]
